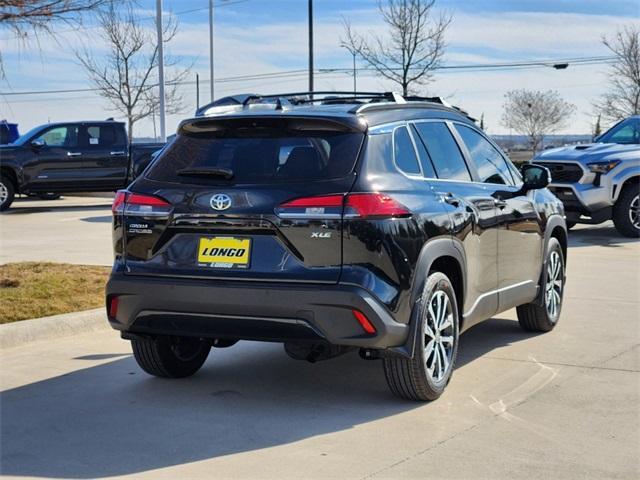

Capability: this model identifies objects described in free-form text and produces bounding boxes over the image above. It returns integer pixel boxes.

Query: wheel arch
[390,237,466,359]
[0,166,18,192]
[613,174,640,203]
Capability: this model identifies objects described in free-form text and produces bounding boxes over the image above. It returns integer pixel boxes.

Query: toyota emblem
[210,193,232,211]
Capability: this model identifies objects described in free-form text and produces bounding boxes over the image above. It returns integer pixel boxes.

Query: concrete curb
[0,308,108,350]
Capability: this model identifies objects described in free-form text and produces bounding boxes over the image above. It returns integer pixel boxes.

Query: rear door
[21,124,85,191]
[452,123,542,310]
[80,123,129,189]
[412,120,500,325]
[121,116,365,284]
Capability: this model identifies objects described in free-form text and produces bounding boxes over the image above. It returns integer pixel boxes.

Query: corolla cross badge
[210,193,232,211]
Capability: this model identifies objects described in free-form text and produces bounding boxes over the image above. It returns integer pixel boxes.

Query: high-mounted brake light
[352,309,377,335]
[276,193,410,219]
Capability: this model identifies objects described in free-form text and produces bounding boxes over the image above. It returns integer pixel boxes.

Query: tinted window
[147,131,364,184]
[410,124,437,178]
[455,125,514,185]
[598,118,640,144]
[413,122,471,181]
[34,126,79,148]
[393,126,421,174]
[86,125,125,147]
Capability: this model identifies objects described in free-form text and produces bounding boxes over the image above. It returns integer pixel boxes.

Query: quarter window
[413,122,471,181]
[393,126,421,175]
[455,125,513,185]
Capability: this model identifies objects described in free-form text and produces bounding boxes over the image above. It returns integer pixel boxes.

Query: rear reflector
[277,193,410,219]
[108,296,119,319]
[352,309,377,335]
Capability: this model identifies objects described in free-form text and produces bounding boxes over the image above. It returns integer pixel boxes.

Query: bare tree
[501,89,576,153]
[0,0,113,76]
[593,114,602,140]
[75,5,190,142]
[594,25,640,122]
[342,0,450,96]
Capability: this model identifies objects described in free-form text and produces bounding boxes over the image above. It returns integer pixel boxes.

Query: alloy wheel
[425,290,455,383]
[628,194,640,230]
[0,182,7,205]
[545,250,563,319]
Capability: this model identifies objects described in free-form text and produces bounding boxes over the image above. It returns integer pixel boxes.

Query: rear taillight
[345,193,410,219]
[277,194,344,219]
[112,191,172,217]
[276,193,410,219]
[112,190,127,214]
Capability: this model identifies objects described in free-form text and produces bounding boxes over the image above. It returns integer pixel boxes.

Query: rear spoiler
[178,114,368,136]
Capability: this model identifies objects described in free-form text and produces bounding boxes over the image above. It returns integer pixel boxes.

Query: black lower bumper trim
[106,274,408,349]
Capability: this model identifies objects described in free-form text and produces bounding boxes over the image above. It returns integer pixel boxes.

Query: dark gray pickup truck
[0,120,163,210]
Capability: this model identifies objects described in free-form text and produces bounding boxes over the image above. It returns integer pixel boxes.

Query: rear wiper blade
[177,167,234,179]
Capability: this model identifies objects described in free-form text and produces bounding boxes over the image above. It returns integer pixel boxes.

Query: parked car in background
[533,115,640,237]
[106,91,567,401]
[0,121,19,145]
[0,120,164,211]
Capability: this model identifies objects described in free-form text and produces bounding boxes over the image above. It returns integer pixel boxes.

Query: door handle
[66,152,82,157]
[110,151,126,156]
[442,192,460,207]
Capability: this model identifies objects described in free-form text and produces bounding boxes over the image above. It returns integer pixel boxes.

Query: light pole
[340,43,357,94]
[308,0,314,94]
[209,0,215,102]
[156,0,166,142]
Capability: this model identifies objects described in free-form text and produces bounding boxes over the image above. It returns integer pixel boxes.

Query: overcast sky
[1,0,638,138]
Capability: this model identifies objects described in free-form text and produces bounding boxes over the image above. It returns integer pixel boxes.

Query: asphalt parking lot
[1,197,639,479]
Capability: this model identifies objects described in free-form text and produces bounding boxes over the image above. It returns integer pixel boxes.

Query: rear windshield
[146,130,364,184]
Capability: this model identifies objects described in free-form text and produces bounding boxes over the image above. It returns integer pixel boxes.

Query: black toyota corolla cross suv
[106,92,567,401]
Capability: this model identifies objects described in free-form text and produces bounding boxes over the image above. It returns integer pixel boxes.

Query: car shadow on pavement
[568,224,639,248]
[1,318,534,479]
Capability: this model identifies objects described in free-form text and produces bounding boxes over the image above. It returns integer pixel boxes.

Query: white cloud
[0,8,633,137]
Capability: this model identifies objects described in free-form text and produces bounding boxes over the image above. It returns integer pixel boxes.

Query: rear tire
[613,186,640,238]
[383,272,459,401]
[517,237,564,332]
[0,175,15,211]
[131,336,211,378]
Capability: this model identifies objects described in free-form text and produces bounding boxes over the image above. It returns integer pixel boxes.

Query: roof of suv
[185,92,477,133]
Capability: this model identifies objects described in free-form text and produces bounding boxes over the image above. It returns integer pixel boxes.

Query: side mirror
[521,164,550,191]
[30,139,45,151]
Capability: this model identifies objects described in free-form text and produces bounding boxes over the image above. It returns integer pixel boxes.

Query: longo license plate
[197,237,251,269]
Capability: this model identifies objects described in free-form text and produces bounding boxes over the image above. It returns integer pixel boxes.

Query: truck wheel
[0,175,15,211]
[383,272,459,401]
[131,335,211,378]
[517,238,564,332]
[613,186,640,238]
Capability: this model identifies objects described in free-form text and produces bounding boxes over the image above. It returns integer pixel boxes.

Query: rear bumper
[106,274,408,349]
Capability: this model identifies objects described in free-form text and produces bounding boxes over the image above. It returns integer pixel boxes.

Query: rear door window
[454,124,514,185]
[146,131,364,184]
[413,122,471,182]
[393,126,421,175]
[85,124,126,148]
